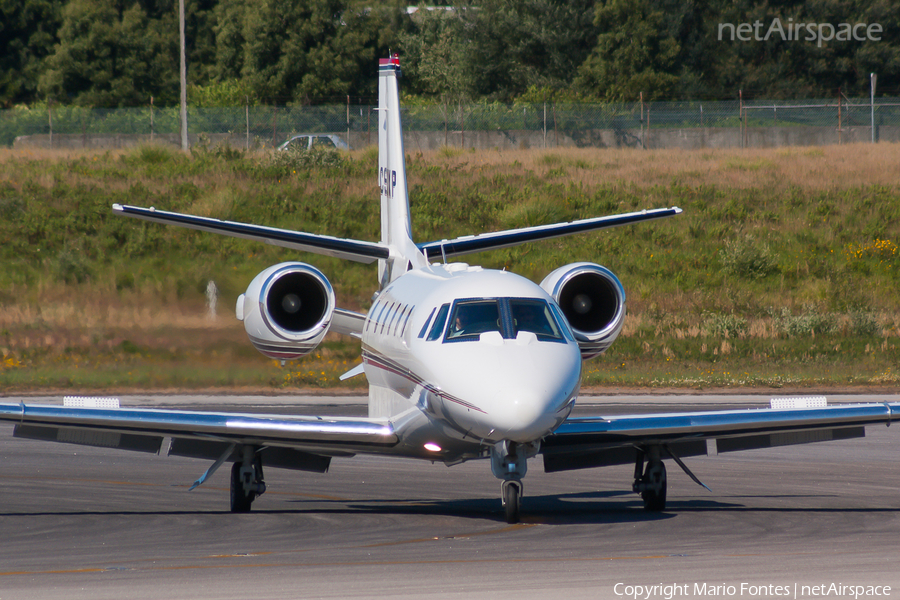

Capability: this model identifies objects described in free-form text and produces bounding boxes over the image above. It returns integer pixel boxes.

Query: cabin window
[384,302,400,334]
[425,304,450,341]
[399,305,414,336]
[380,302,396,334]
[417,307,436,338]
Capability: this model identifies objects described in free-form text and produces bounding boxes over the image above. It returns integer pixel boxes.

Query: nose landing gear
[501,480,522,524]
[491,440,539,523]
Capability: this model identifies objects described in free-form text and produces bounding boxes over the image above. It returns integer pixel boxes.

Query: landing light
[424,443,442,452]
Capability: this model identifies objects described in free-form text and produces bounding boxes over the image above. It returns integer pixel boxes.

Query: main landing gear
[632,446,667,511]
[230,446,267,513]
[492,440,538,524]
[631,444,710,512]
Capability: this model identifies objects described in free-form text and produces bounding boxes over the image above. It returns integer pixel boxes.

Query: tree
[38,0,180,106]
[0,0,63,106]
[227,0,408,103]
[468,0,598,100]
[574,0,687,102]
[399,7,474,100]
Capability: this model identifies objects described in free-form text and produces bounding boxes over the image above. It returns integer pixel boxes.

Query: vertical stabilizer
[378,56,425,286]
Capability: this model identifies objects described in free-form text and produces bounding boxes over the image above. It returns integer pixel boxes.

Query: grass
[1,142,899,392]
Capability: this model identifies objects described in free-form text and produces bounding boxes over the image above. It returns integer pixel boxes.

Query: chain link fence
[4,98,900,150]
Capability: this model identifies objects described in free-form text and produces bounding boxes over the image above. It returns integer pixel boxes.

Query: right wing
[0,401,398,473]
[112,204,390,264]
[418,207,681,261]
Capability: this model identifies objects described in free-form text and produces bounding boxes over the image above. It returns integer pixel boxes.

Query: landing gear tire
[230,461,257,513]
[502,481,522,524]
[640,460,667,512]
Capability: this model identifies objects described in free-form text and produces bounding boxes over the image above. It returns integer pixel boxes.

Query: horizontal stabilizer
[113,204,389,264]
[418,207,681,261]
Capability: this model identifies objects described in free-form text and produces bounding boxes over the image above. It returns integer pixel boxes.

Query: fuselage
[361,262,582,458]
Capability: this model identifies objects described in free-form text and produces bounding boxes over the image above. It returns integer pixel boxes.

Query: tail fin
[377,55,425,286]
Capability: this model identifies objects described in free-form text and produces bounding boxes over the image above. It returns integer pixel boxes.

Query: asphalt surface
[2,394,900,599]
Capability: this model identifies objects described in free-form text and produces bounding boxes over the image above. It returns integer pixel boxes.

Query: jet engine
[540,262,626,360]
[235,262,335,361]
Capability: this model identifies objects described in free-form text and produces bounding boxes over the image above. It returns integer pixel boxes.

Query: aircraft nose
[431,337,581,443]
[489,391,564,441]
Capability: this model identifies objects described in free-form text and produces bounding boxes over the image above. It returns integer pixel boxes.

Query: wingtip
[112,203,123,211]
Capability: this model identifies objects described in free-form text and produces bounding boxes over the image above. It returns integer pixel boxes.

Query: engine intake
[236,262,335,361]
[540,262,626,360]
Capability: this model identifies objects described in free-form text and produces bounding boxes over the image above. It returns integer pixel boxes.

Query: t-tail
[377,55,427,287]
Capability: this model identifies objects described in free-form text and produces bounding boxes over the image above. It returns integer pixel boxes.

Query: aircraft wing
[417,207,681,261]
[112,204,390,264]
[542,400,900,472]
[0,401,398,470]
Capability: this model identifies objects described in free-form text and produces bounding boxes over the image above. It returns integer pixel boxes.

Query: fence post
[739,90,743,149]
[459,100,464,149]
[871,73,877,143]
[553,103,558,147]
[543,101,547,149]
[346,95,350,149]
[48,100,53,148]
[640,92,644,149]
[150,96,154,141]
[245,97,249,150]
[272,105,278,148]
[837,88,842,145]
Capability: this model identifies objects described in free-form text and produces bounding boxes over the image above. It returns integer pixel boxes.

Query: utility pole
[179,0,188,151]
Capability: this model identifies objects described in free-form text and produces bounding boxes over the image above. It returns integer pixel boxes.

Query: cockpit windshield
[446,300,502,340]
[509,299,562,339]
[442,298,565,343]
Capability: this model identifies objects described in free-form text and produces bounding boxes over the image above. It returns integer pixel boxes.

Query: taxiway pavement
[2,394,899,599]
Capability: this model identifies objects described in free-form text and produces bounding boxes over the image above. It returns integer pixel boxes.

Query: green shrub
[849,309,880,336]
[702,312,749,338]
[55,248,92,284]
[721,236,778,279]
[772,306,838,337]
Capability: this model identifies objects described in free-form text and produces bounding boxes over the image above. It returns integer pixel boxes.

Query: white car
[277,134,350,151]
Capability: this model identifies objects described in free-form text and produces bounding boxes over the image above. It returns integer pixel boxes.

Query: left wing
[0,401,398,472]
[542,400,900,472]
[112,204,390,264]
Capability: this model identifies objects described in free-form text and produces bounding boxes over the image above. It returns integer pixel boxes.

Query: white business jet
[3,56,899,523]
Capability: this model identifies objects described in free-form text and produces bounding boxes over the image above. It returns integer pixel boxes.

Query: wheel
[640,461,667,512]
[503,482,521,524]
[230,461,256,513]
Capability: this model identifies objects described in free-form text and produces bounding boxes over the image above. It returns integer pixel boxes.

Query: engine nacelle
[235,262,335,361]
[540,262,626,360]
